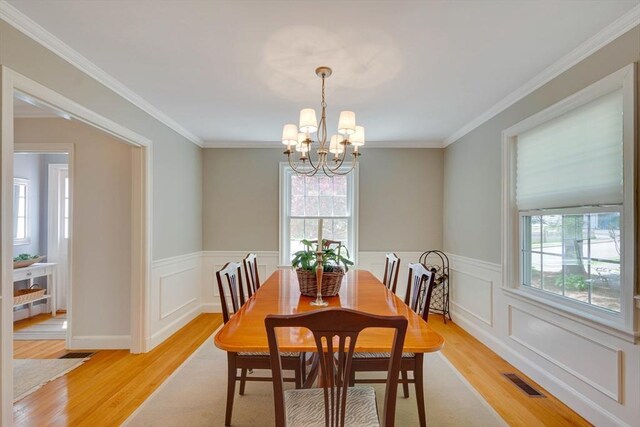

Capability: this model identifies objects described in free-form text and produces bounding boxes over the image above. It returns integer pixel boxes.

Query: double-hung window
[280,164,358,265]
[13,178,30,245]
[503,65,636,331]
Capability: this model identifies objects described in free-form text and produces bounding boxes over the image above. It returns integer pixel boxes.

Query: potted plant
[291,239,354,297]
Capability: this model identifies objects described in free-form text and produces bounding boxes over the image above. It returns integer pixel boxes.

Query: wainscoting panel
[446,252,640,427]
[149,252,202,350]
[509,305,622,402]
[201,251,280,312]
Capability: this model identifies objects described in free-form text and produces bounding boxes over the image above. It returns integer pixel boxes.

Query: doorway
[1,66,152,424]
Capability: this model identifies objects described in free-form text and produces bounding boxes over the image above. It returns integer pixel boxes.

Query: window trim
[13,177,30,246]
[501,63,637,335]
[279,162,359,266]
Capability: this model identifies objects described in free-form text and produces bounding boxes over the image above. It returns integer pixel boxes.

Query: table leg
[49,271,57,317]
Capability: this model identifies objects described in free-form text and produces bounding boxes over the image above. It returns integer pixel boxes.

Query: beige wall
[443,26,640,264]
[0,21,202,260]
[16,118,132,337]
[202,148,443,253]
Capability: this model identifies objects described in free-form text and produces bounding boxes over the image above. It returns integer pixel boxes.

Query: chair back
[243,253,261,298]
[265,308,407,427]
[382,253,401,293]
[404,263,437,321]
[216,262,245,324]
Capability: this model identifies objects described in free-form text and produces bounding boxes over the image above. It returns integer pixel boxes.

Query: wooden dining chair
[382,253,401,293]
[350,263,437,427]
[216,262,305,426]
[265,308,408,427]
[242,253,261,298]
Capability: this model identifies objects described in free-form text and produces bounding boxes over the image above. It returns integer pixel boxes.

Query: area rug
[14,314,67,340]
[123,334,506,427]
[13,357,87,402]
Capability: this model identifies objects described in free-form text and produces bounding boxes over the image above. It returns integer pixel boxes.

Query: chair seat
[237,351,299,357]
[284,386,380,427]
[353,351,415,358]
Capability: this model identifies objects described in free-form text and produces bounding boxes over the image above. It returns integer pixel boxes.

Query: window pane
[18,197,26,217]
[64,219,69,239]
[291,175,304,196]
[305,177,318,196]
[590,261,620,312]
[318,177,333,196]
[318,196,333,216]
[563,270,589,304]
[304,219,319,241]
[290,218,304,241]
[542,215,562,253]
[333,196,347,216]
[305,196,319,216]
[541,253,563,295]
[529,252,542,289]
[16,218,25,239]
[334,176,346,196]
[322,219,334,240]
[291,196,305,216]
[334,219,348,241]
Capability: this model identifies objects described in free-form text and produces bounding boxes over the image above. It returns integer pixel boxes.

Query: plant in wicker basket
[292,239,354,297]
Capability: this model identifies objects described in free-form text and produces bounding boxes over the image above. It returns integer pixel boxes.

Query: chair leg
[414,355,426,427]
[225,353,237,426]
[294,363,302,389]
[401,370,410,398]
[239,368,248,395]
[349,370,355,387]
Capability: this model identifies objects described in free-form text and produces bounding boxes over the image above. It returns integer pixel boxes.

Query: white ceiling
[5,0,639,145]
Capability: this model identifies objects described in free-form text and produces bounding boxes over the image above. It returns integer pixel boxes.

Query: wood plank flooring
[13,313,223,427]
[12,313,590,426]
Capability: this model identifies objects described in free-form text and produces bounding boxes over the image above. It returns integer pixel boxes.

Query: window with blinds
[516,88,624,312]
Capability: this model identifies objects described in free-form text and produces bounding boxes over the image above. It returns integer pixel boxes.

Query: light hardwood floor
[12,313,590,426]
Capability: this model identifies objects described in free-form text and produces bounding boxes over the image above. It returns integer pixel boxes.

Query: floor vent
[502,373,545,397]
[60,352,95,359]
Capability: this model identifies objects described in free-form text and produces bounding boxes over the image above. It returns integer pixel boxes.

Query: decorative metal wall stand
[419,250,451,323]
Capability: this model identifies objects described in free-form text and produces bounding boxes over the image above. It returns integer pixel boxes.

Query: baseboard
[451,305,628,427]
[68,335,131,350]
[147,304,203,351]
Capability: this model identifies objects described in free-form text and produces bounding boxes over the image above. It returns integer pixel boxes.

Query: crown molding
[201,140,444,149]
[443,5,640,147]
[0,0,203,147]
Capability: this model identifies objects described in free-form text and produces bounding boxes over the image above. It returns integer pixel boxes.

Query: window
[280,164,358,265]
[503,64,636,330]
[13,178,30,245]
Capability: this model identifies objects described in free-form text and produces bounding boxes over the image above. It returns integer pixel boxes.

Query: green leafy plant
[556,274,587,291]
[291,239,354,272]
[13,253,40,262]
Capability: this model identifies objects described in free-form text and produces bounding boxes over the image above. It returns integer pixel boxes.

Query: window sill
[13,238,31,246]
[502,286,638,344]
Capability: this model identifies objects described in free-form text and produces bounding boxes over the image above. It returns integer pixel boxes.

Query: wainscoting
[448,253,639,427]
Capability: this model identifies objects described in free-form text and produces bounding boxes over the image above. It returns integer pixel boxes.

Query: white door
[48,164,69,311]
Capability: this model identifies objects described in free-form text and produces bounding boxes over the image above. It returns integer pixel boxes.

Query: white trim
[147,304,202,350]
[444,5,640,147]
[68,335,131,350]
[202,140,444,149]
[152,251,202,269]
[501,64,637,337]
[0,0,203,147]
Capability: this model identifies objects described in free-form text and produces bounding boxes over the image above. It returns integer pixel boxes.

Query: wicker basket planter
[296,268,344,297]
[13,288,46,305]
[13,256,44,269]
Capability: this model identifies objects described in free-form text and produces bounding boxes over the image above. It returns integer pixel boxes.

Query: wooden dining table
[215,268,445,354]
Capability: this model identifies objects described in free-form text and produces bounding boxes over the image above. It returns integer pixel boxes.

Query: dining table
[214,268,445,356]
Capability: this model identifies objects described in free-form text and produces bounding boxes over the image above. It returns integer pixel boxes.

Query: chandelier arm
[287,152,314,176]
[327,154,358,176]
[325,142,350,172]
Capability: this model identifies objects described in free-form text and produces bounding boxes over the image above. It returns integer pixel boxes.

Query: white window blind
[516,89,623,211]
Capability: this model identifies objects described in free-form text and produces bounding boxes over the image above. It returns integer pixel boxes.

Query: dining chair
[350,263,437,427]
[382,252,401,294]
[216,262,305,426]
[242,253,261,298]
[265,307,408,427]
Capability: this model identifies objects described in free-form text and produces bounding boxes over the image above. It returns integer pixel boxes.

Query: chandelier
[281,66,364,177]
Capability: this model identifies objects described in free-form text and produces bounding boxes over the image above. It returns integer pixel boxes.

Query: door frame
[1,66,153,425]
